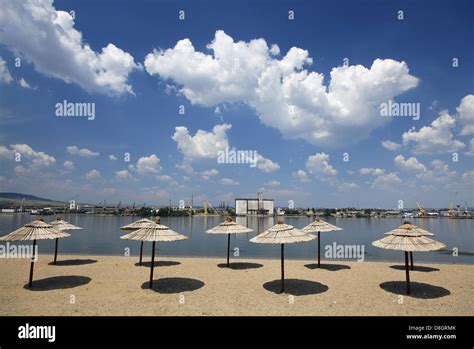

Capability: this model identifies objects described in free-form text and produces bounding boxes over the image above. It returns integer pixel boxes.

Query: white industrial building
[235,192,274,215]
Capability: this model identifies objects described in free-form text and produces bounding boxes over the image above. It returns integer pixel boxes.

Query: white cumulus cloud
[256,154,280,173]
[457,94,474,136]
[202,168,219,176]
[305,152,337,177]
[293,169,311,183]
[67,146,100,157]
[359,167,385,176]
[0,57,13,83]
[63,160,74,171]
[145,30,419,146]
[220,177,239,185]
[338,182,360,192]
[394,155,426,172]
[0,0,140,95]
[115,169,131,180]
[402,112,465,154]
[465,139,474,156]
[134,154,161,174]
[18,77,33,89]
[371,172,402,190]
[10,143,56,166]
[0,145,14,159]
[381,140,401,151]
[172,123,279,173]
[156,175,173,182]
[172,124,231,161]
[416,160,457,185]
[85,169,101,180]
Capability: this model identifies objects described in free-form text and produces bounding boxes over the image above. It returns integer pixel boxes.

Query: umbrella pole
[317,231,321,268]
[280,243,285,293]
[226,233,230,267]
[410,251,414,270]
[405,251,411,295]
[28,239,37,288]
[139,241,143,266]
[53,238,58,265]
[149,241,156,289]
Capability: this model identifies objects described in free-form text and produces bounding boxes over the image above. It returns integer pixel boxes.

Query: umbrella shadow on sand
[135,261,181,267]
[389,265,440,273]
[48,259,97,266]
[263,279,329,296]
[380,281,450,299]
[142,277,204,294]
[217,262,263,270]
[304,263,351,271]
[24,275,91,291]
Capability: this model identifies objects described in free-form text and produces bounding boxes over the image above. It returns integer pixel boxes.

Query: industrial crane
[416,202,426,217]
[448,202,455,219]
[203,200,215,214]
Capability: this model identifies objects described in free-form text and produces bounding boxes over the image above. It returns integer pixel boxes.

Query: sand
[0,254,472,316]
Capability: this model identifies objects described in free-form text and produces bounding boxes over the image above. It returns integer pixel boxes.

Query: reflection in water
[0,215,472,263]
[448,219,456,235]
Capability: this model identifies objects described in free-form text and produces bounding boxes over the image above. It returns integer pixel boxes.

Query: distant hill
[0,192,57,202]
[0,193,65,208]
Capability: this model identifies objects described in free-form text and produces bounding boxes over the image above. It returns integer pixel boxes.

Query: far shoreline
[1,212,471,219]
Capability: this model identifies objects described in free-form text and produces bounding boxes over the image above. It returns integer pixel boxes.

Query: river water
[0,215,472,264]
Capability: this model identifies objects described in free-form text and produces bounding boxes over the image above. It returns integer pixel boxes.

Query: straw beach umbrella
[50,217,82,265]
[384,221,434,270]
[250,219,316,293]
[372,224,446,294]
[206,216,253,267]
[120,218,155,266]
[122,218,187,288]
[384,221,434,236]
[0,219,70,287]
[301,218,342,268]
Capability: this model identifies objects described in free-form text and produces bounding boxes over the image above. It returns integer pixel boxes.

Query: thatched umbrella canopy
[0,219,70,287]
[50,218,82,232]
[384,221,434,236]
[301,217,342,268]
[120,218,156,231]
[206,216,252,267]
[122,218,188,288]
[250,219,316,293]
[50,217,82,265]
[383,220,434,270]
[120,218,155,266]
[372,224,446,295]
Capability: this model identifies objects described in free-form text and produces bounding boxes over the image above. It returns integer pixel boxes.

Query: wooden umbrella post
[410,251,414,271]
[280,243,285,293]
[317,231,321,268]
[28,239,37,288]
[226,234,230,267]
[53,238,58,265]
[149,241,156,289]
[405,251,411,295]
[139,241,143,266]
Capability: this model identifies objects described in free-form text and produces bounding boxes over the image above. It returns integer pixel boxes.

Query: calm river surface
[0,215,472,264]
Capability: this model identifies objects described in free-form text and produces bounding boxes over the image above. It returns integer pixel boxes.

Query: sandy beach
[0,254,472,316]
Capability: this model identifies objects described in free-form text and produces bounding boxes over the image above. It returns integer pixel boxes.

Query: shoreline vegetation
[1,208,472,219]
[1,193,471,219]
[1,212,471,219]
[0,254,472,316]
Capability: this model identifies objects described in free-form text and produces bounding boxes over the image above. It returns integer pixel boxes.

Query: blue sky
[0,0,473,209]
